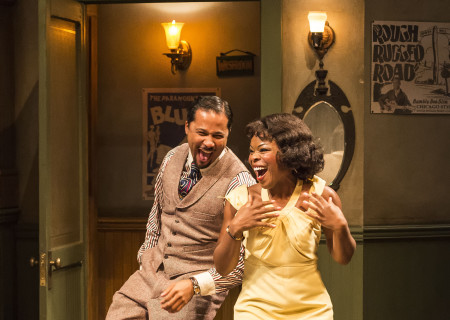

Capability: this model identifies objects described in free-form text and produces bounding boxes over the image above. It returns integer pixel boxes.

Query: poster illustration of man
[371,21,450,114]
[378,77,412,114]
[142,88,220,200]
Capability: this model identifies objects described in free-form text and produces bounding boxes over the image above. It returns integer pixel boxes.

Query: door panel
[48,18,81,249]
[39,0,86,319]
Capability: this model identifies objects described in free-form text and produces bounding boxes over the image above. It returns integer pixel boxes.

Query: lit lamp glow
[161,20,192,74]
[307,11,335,60]
[308,12,327,34]
[162,20,184,50]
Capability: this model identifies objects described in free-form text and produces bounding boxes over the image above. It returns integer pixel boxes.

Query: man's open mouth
[198,148,213,163]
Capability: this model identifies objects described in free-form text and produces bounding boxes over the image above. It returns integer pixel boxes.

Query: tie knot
[190,162,201,179]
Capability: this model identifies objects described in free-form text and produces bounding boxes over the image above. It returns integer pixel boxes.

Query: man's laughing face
[185,109,229,169]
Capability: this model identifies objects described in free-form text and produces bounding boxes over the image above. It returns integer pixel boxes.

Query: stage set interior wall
[0,0,449,319]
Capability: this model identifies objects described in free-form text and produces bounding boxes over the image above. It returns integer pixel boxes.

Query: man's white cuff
[193,272,216,296]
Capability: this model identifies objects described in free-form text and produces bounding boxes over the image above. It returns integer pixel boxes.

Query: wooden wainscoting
[97,217,239,320]
[97,218,145,319]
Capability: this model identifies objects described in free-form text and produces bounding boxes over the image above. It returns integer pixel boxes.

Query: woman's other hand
[302,192,347,231]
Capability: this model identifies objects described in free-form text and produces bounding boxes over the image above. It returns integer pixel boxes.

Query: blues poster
[142,88,220,200]
[371,21,450,114]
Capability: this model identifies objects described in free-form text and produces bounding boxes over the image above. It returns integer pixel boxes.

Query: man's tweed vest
[147,143,248,278]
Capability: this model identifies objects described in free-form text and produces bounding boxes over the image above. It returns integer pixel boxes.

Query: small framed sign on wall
[141,88,220,200]
[371,21,450,114]
[216,50,255,77]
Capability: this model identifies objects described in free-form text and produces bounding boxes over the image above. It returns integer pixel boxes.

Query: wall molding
[320,226,363,244]
[0,208,19,224]
[97,218,450,240]
[0,170,18,208]
[363,224,450,240]
[15,222,38,239]
[97,217,147,231]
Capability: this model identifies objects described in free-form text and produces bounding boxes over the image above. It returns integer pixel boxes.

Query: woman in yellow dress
[214,113,356,319]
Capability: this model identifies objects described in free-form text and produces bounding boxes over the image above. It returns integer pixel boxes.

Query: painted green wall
[281,0,365,228]
[260,0,282,116]
[364,237,450,319]
[363,0,450,319]
[318,240,364,320]
[364,0,450,225]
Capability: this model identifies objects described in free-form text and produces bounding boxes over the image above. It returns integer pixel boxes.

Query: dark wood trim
[98,217,148,231]
[15,222,38,239]
[364,224,450,240]
[0,0,15,6]
[320,226,363,244]
[0,170,18,208]
[319,225,450,243]
[0,208,19,224]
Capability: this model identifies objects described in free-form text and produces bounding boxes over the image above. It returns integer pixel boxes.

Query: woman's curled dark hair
[245,113,324,181]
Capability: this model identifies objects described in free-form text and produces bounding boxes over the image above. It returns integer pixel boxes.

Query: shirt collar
[187,147,228,174]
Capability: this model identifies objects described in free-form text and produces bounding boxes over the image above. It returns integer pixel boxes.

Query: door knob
[29,257,39,267]
[49,258,61,270]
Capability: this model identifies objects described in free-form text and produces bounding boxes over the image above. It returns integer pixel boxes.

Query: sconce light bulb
[168,20,179,36]
[308,11,327,33]
[162,20,184,50]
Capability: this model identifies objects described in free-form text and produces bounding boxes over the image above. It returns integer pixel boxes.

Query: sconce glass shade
[307,12,334,60]
[308,12,327,32]
[161,20,184,50]
[161,20,192,74]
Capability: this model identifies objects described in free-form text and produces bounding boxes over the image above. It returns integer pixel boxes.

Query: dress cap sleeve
[225,184,249,211]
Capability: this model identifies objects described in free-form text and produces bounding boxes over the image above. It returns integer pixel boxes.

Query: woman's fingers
[302,200,321,215]
[258,212,280,220]
[310,192,327,208]
[306,211,322,221]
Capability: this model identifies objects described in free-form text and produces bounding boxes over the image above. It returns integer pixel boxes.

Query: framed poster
[142,88,220,200]
[371,21,450,114]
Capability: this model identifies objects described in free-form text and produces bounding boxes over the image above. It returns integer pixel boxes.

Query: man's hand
[160,279,194,313]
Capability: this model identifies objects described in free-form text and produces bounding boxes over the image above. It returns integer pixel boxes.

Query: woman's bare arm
[303,187,356,265]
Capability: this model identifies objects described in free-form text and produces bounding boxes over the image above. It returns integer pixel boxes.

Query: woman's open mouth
[253,166,268,181]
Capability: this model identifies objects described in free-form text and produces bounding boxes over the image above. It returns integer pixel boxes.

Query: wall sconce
[161,20,192,74]
[307,12,335,61]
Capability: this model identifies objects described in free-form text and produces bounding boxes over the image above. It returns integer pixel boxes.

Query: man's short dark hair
[187,96,233,130]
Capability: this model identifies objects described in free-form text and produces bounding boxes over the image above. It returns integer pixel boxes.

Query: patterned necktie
[178,162,201,199]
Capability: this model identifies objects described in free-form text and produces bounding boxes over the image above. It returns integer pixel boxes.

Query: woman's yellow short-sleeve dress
[226,176,333,319]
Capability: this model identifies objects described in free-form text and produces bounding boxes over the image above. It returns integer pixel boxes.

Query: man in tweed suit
[106,96,255,319]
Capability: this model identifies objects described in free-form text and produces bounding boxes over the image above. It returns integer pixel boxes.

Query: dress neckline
[261,180,304,211]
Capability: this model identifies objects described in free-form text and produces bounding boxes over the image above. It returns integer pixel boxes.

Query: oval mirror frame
[292,80,355,191]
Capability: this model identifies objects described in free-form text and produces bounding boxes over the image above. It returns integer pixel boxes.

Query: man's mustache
[199,147,215,152]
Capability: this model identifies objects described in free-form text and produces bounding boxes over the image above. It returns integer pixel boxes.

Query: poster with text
[142,88,220,200]
[371,21,450,114]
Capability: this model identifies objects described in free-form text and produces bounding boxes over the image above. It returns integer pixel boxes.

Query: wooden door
[38,0,87,318]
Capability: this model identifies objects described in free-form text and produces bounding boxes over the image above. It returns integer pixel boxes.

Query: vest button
[175,219,180,223]
[167,243,172,247]
[172,231,177,235]
[164,254,168,259]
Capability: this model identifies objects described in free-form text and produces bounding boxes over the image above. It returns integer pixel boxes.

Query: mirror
[292,79,355,191]
[303,101,344,184]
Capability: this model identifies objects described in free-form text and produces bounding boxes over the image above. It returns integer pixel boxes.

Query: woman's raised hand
[228,194,281,237]
[302,192,348,231]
